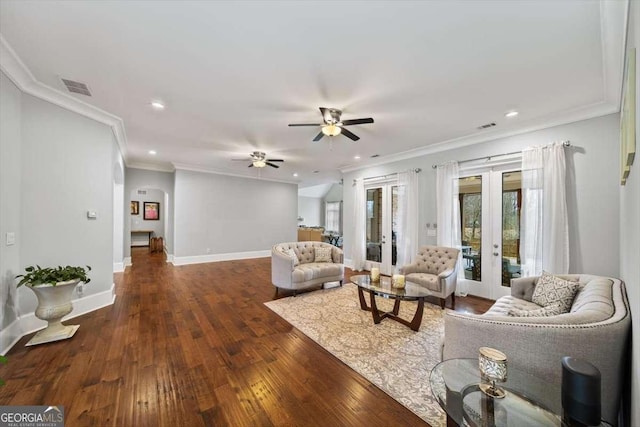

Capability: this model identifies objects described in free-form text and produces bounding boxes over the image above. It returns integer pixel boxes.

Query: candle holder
[478,347,508,398]
[370,267,380,282]
[391,274,406,289]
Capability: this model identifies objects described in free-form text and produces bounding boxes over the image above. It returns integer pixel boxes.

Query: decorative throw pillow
[508,301,566,317]
[531,271,580,314]
[284,248,299,266]
[314,246,333,263]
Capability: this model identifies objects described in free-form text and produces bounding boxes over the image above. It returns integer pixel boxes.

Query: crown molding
[126,162,176,173]
[0,34,128,161]
[172,163,298,185]
[340,100,618,173]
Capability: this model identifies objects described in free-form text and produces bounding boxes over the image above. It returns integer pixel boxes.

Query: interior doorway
[364,182,399,276]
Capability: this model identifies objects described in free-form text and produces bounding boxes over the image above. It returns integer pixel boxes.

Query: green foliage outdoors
[0,355,7,386]
[16,265,91,288]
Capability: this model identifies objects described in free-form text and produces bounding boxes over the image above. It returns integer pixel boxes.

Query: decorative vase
[26,279,80,346]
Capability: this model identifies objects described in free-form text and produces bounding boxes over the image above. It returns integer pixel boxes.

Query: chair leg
[451,293,456,309]
[293,290,297,297]
[440,298,445,309]
[339,280,343,286]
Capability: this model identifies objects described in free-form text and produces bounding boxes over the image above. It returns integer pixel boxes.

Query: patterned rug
[264,283,446,427]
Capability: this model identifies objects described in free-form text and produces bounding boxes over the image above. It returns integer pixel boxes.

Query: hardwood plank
[0,247,492,426]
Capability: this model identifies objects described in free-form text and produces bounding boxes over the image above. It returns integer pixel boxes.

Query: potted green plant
[16,265,91,346]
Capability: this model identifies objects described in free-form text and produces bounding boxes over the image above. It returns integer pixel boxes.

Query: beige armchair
[399,245,460,309]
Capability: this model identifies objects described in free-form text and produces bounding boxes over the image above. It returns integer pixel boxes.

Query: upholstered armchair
[399,245,460,309]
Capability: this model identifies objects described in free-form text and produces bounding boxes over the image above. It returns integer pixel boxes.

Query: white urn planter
[26,279,81,346]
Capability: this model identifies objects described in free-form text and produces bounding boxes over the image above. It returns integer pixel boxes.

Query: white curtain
[436,162,464,293]
[351,178,367,271]
[520,142,569,276]
[397,169,419,266]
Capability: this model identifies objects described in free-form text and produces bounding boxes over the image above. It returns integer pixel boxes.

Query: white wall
[130,189,165,246]
[0,71,22,350]
[297,196,323,227]
[124,168,175,258]
[174,169,297,260]
[620,1,640,423]
[18,93,116,315]
[344,113,621,278]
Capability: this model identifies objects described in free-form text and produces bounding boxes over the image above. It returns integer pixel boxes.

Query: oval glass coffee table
[350,274,432,331]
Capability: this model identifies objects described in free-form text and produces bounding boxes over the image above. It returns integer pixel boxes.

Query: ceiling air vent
[137,190,147,195]
[370,154,380,158]
[477,122,496,130]
[61,78,92,96]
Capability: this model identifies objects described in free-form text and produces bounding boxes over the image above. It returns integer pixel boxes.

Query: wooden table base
[357,287,425,331]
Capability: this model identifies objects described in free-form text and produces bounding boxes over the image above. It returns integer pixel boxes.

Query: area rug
[264,284,446,427]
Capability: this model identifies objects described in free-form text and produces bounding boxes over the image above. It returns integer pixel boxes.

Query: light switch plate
[427,229,437,237]
[6,232,15,246]
[87,211,97,219]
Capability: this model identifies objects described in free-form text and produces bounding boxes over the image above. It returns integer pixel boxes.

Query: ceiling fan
[232,151,284,168]
[288,107,374,142]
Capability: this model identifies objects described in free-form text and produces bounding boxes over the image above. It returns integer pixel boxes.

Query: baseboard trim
[113,261,125,273]
[172,250,270,266]
[0,283,116,355]
[124,257,132,267]
[166,253,174,263]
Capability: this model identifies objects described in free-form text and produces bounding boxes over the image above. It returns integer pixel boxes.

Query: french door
[458,166,522,300]
[364,183,399,276]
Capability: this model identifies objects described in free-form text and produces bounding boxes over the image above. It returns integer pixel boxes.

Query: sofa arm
[400,263,419,275]
[331,246,344,264]
[510,276,537,301]
[271,247,294,288]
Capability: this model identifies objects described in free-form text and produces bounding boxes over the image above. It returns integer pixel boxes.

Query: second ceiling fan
[288,107,374,142]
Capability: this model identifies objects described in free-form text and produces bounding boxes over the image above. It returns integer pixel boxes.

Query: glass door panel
[366,188,382,263]
[501,171,522,286]
[459,176,483,282]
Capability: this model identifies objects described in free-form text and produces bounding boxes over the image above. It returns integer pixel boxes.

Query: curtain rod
[431,140,572,169]
[353,168,421,186]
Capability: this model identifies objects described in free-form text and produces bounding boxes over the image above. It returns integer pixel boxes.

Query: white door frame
[363,178,397,276]
[459,161,520,300]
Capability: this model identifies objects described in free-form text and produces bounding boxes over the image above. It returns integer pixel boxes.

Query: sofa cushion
[509,301,567,317]
[405,273,440,292]
[484,295,542,316]
[570,279,614,319]
[291,262,343,283]
[532,271,580,313]
[314,246,332,263]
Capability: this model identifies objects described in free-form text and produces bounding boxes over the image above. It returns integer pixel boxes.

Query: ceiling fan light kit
[322,124,342,137]
[289,107,374,142]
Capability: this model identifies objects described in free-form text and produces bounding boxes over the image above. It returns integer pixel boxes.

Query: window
[325,201,342,233]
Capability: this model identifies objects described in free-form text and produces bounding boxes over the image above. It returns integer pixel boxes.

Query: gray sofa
[399,245,460,309]
[443,274,630,425]
[271,241,344,295]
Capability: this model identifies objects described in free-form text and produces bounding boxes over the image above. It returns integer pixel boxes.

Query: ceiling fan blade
[267,159,284,162]
[313,131,325,142]
[288,123,321,127]
[248,164,254,168]
[342,118,374,126]
[232,158,250,161]
[266,162,280,168]
[340,127,360,141]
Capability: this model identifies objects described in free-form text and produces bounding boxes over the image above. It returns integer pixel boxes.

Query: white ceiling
[0,1,627,188]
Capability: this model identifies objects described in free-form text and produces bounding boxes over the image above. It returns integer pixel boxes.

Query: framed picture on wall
[130,201,139,215]
[144,202,160,220]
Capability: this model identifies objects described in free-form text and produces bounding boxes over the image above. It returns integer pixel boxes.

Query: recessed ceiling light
[505,111,519,118]
[151,101,165,110]
[354,155,361,160]
[293,173,298,177]
[148,150,157,155]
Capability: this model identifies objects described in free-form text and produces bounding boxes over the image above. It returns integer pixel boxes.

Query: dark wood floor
[1,247,492,426]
